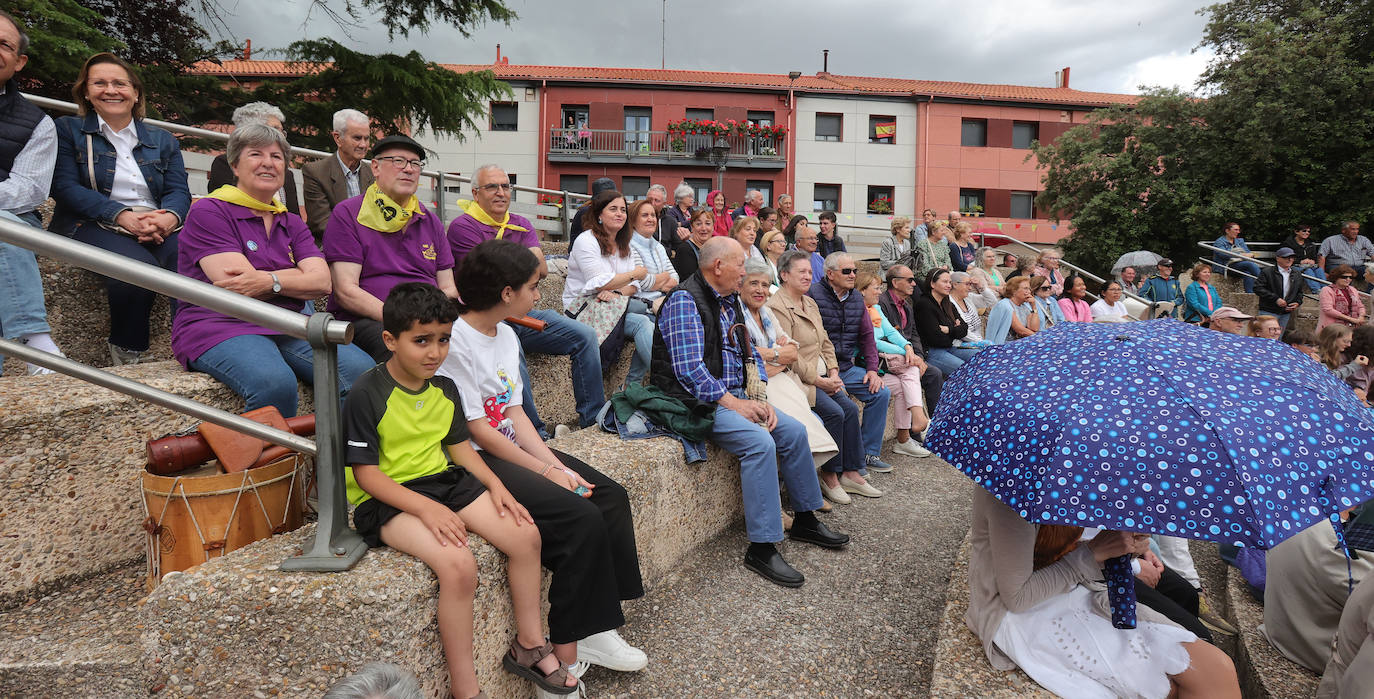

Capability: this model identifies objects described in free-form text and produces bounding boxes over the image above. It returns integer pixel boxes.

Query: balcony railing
[548,128,785,162]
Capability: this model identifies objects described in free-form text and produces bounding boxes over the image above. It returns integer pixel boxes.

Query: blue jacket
[807,280,879,373]
[1212,235,1253,265]
[49,112,191,235]
[1183,282,1224,322]
[1140,274,1183,318]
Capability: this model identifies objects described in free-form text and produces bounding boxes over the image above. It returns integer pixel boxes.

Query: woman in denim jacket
[50,53,190,365]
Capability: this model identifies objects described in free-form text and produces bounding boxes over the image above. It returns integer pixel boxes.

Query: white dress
[993,585,1196,699]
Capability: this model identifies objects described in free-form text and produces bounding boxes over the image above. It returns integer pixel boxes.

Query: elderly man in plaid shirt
[649,237,850,588]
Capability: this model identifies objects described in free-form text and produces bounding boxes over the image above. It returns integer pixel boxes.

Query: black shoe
[787,517,851,549]
[744,545,804,587]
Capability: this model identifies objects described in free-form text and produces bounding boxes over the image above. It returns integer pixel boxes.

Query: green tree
[1033,0,1374,275]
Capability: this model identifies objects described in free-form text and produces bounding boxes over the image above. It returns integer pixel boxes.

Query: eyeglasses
[88,79,132,90]
[893,276,915,282]
[477,182,513,193]
[375,156,424,170]
[837,268,858,275]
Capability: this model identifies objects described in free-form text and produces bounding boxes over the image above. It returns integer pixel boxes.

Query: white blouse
[563,231,644,308]
[97,115,156,208]
[1089,299,1131,320]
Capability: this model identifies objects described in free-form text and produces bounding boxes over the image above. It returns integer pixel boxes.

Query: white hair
[323,663,422,699]
[474,163,506,181]
[231,102,285,128]
[823,251,852,271]
[332,109,369,134]
[226,122,291,167]
[673,183,694,201]
[648,184,668,197]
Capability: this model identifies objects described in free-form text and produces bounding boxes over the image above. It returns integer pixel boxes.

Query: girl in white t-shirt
[437,238,647,691]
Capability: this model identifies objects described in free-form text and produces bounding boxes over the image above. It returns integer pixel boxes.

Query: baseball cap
[1157,258,1174,267]
[1276,247,1297,258]
[1210,306,1254,322]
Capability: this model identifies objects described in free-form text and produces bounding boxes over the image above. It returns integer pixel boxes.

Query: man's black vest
[649,272,748,411]
[0,79,45,182]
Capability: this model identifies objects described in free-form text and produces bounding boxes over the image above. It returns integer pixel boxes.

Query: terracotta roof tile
[191,60,1138,107]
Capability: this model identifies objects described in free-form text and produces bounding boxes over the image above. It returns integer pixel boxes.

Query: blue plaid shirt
[660,286,767,403]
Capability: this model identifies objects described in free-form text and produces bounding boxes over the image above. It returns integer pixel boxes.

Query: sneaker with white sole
[554,424,573,439]
[892,440,932,458]
[576,629,647,672]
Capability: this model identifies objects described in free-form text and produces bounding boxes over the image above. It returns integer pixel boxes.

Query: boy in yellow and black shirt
[342,282,581,698]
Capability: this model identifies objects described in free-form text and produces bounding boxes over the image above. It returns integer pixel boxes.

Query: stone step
[0,564,149,697]
[1224,561,1320,698]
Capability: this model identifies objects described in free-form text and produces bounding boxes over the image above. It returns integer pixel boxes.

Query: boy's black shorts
[352,467,486,548]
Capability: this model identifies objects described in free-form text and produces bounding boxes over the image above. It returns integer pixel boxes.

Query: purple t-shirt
[447,210,539,267]
[323,196,454,321]
[171,198,324,367]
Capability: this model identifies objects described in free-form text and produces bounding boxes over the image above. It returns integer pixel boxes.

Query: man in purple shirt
[325,134,457,360]
[447,164,604,437]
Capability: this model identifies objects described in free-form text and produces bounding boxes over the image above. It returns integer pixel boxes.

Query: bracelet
[540,463,555,476]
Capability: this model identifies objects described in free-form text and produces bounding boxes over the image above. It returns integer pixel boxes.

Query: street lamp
[708,136,730,192]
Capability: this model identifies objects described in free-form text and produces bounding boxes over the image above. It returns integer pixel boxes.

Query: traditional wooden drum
[141,454,305,589]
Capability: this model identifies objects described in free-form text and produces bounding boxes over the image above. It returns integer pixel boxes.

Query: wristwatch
[269,272,282,294]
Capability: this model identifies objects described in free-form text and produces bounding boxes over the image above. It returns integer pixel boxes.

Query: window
[815,113,842,142]
[866,185,894,214]
[622,176,650,202]
[747,110,774,126]
[813,184,840,212]
[685,178,712,205]
[490,102,518,131]
[961,119,987,147]
[624,107,651,152]
[1012,121,1038,149]
[685,108,714,121]
[959,189,986,215]
[745,180,773,207]
[869,115,896,144]
[1010,191,1036,219]
[561,105,588,131]
[559,175,588,195]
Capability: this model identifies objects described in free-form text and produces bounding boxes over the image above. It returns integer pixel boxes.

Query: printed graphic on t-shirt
[481,365,518,442]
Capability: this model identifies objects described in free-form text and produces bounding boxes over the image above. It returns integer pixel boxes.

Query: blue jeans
[710,396,823,543]
[0,211,50,340]
[839,365,890,458]
[73,221,179,351]
[189,333,375,417]
[623,311,653,385]
[926,347,979,378]
[514,309,606,431]
[1295,264,1327,293]
[811,387,863,473]
[1215,259,1261,293]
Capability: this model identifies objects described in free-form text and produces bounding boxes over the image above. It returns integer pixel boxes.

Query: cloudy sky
[203,0,1217,95]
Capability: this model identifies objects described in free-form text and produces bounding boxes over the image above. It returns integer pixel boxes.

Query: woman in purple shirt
[171,123,373,416]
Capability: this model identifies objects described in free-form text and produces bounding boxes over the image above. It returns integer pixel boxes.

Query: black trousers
[350,318,391,362]
[483,449,644,644]
[1136,568,1212,642]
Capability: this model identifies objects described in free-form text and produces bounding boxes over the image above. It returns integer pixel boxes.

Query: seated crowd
[5,30,1374,699]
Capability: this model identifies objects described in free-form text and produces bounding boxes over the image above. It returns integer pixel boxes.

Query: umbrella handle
[1103,554,1138,629]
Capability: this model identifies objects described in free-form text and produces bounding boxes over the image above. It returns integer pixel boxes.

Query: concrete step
[1224,560,1320,698]
[0,564,149,697]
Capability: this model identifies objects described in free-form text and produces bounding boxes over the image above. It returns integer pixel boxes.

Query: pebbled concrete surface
[583,447,975,698]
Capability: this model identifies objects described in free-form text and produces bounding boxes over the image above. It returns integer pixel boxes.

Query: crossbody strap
[86,133,95,190]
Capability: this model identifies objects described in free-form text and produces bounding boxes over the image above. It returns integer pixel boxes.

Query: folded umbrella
[927,319,1374,627]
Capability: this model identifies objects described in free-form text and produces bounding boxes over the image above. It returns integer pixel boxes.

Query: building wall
[792,96,919,230]
[419,85,542,191]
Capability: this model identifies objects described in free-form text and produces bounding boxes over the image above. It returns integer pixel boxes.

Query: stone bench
[1225,567,1320,698]
[929,533,1053,697]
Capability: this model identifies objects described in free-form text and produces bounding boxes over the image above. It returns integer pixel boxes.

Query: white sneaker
[577,629,647,672]
[892,439,932,458]
[554,424,573,439]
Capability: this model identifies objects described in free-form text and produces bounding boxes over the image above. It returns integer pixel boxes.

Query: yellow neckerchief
[460,198,528,239]
[357,183,422,233]
[206,185,286,214]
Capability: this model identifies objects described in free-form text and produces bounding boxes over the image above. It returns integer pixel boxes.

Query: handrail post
[435,172,446,220]
[560,190,573,240]
[281,312,367,571]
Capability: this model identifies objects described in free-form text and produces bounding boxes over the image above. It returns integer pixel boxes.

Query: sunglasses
[893,276,915,282]
[838,268,858,275]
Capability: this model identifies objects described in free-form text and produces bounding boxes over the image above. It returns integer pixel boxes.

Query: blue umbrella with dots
[926,319,1374,627]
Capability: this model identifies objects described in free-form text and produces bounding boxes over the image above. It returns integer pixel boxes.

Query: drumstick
[505,315,547,331]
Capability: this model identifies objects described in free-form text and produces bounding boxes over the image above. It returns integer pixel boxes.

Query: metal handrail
[1196,241,1339,302]
[23,93,591,226]
[0,217,366,572]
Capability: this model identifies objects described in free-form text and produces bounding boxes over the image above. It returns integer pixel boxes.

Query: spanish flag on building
[873,121,896,139]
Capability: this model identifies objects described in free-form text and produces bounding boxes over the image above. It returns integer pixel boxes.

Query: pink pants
[881,366,924,429]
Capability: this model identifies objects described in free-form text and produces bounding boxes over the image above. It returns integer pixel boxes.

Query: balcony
[547,128,785,169]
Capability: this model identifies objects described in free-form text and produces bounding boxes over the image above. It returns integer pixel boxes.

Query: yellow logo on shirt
[421,243,437,261]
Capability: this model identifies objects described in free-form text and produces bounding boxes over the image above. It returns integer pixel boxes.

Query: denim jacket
[49,112,191,235]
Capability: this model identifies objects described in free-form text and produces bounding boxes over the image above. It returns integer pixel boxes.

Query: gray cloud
[202,0,1214,94]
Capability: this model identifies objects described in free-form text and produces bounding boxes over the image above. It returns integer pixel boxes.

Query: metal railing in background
[1195,241,1345,302]
[0,216,366,573]
[23,93,591,236]
[547,127,786,162]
